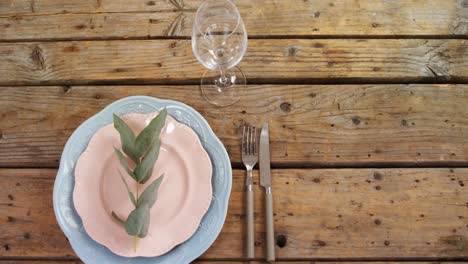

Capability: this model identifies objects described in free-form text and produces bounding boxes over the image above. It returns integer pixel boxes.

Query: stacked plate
[53,96,232,263]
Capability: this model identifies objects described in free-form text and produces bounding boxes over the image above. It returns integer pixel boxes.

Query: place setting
[3,0,467,263]
[53,0,275,263]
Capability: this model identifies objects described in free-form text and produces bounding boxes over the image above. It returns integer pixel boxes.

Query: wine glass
[192,0,248,107]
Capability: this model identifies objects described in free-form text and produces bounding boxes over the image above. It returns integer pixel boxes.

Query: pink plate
[73,112,212,257]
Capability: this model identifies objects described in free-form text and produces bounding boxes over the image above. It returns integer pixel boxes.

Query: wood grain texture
[0,168,467,259]
[0,262,462,264]
[0,85,467,168]
[1,39,467,85]
[0,39,468,85]
[0,0,467,40]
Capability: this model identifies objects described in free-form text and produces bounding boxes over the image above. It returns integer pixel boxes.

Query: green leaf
[138,174,164,208]
[111,211,125,226]
[125,204,150,238]
[134,139,161,184]
[118,170,137,207]
[137,214,150,239]
[113,114,139,163]
[134,108,167,158]
[114,147,137,181]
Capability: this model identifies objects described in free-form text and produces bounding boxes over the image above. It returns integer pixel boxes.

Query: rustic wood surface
[0,260,460,264]
[1,0,467,263]
[1,168,467,259]
[1,85,467,168]
[0,262,463,264]
[1,39,467,85]
[1,0,467,40]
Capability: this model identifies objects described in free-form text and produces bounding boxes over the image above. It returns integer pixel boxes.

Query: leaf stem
[136,184,139,205]
[134,183,140,253]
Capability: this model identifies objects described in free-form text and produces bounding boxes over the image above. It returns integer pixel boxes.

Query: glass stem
[219,69,228,85]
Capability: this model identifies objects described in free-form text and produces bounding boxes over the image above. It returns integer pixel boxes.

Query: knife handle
[246,170,255,258]
[265,187,275,262]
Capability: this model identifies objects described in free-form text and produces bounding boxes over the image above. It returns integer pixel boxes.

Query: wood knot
[314,43,324,48]
[62,86,71,93]
[401,119,408,126]
[113,68,128,73]
[373,172,383,180]
[146,1,156,5]
[75,24,87,30]
[30,45,45,70]
[314,11,321,18]
[285,46,299,57]
[351,116,361,125]
[313,177,321,183]
[374,219,382,225]
[280,102,291,112]
[384,240,390,246]
[276,234,287,248]
[313,240,327,247]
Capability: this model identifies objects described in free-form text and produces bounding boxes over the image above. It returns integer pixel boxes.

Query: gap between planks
[0,35,467,43]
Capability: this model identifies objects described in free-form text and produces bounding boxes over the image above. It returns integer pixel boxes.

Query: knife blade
[259,122,275,262]
[260,123,271,187]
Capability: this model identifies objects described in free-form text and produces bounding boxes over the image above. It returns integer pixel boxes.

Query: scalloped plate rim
[53,96,232,264]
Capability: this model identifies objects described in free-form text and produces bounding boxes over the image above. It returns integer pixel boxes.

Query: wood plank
[0,0,467,40]
[1,85,468,168]
[0,259,460,264]
[1,39,467,85]
[209,262,460,264]
[0,262,82,264]
[0,168,467,259]
[197,260,459,264]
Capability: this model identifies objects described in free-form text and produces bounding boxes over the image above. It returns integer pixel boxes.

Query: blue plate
[53,96,232,264]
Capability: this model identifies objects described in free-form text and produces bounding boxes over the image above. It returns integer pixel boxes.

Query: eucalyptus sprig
[110,109,167,252]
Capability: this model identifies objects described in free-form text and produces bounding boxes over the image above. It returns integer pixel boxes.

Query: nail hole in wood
[276,234,287,248]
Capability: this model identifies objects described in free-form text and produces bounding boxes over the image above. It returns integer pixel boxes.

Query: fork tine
[242,126,247,155]
[247,126,251,155]
[253,127,257,155]
[249,126,254,155]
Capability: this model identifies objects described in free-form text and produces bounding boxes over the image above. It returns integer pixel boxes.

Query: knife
[260,123,275,262]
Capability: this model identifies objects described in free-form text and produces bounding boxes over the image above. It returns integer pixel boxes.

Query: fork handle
[246,169,255,258]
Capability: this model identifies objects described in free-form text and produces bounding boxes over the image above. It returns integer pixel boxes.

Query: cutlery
[241,126,258,258]
[260,123,275,262]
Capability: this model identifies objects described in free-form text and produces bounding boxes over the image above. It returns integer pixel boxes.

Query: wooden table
[1,0,467,263]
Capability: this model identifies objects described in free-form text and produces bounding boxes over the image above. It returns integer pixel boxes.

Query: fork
[242,125,258,259]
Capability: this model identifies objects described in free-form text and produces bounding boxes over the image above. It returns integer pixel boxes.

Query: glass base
[200,66,246,107]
